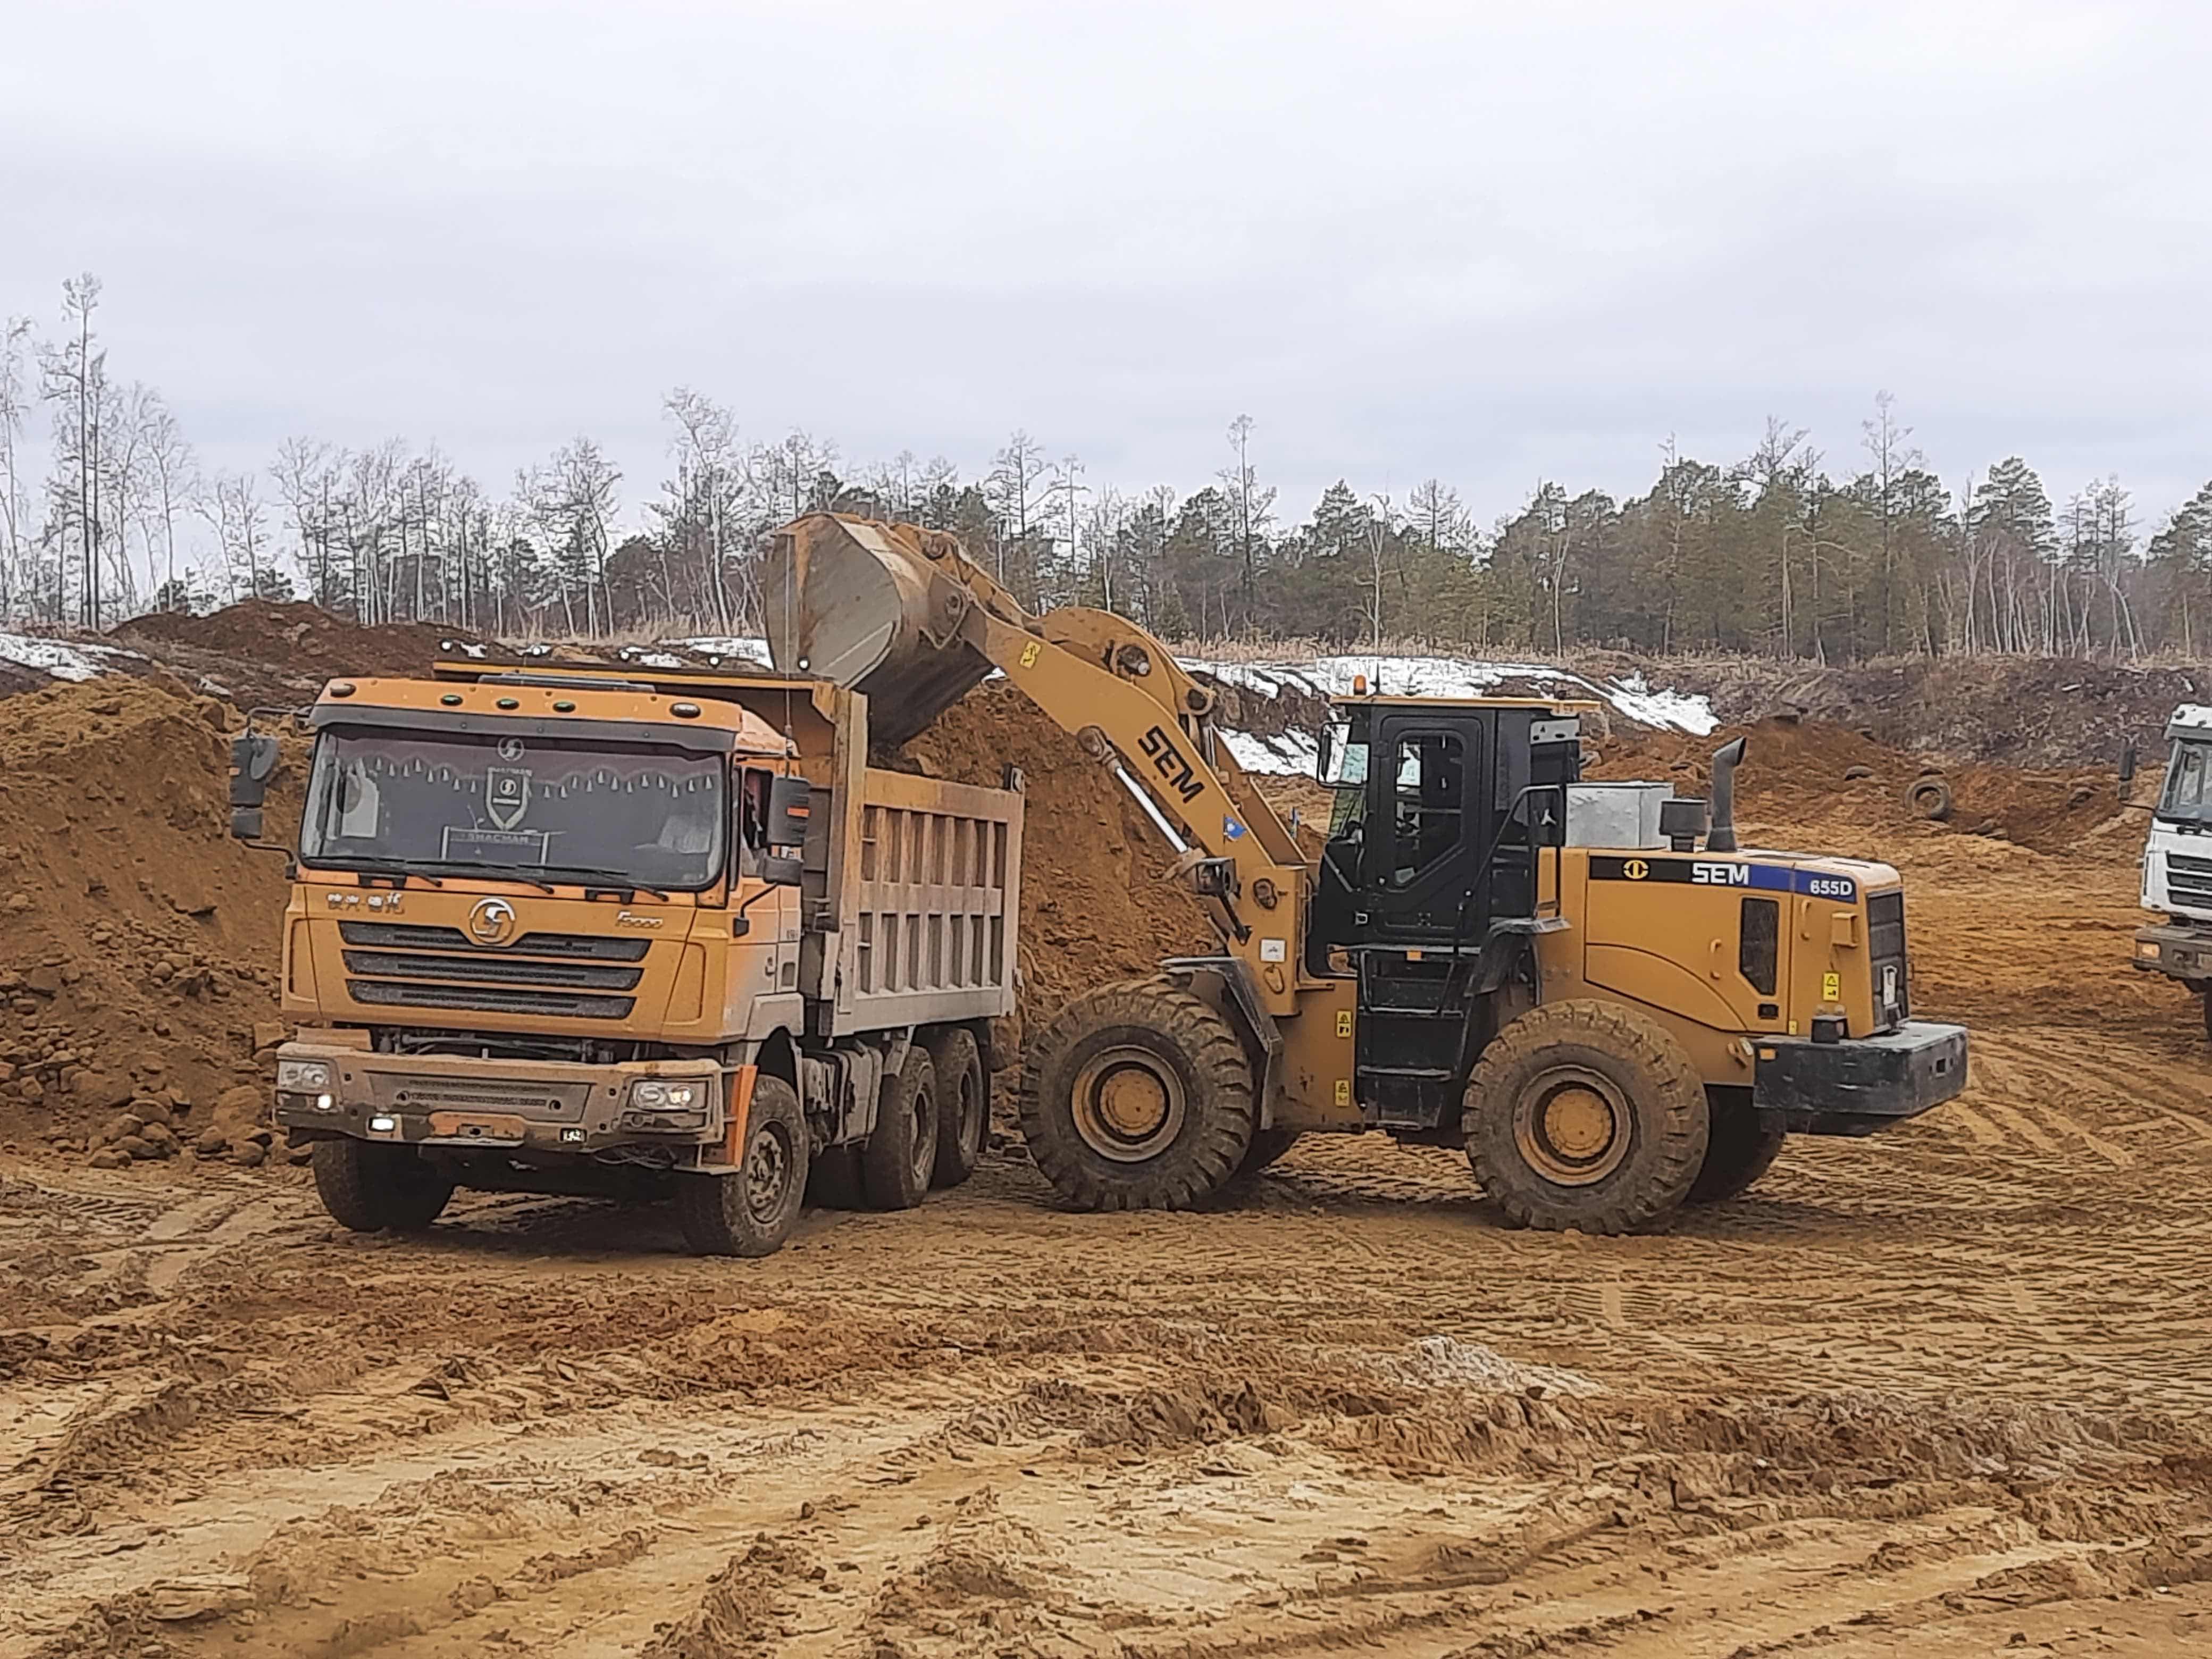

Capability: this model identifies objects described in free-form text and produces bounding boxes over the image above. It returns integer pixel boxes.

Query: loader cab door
[1314,707,1493,957]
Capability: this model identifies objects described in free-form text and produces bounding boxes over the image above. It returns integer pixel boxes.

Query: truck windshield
[299,728,727,889]
[2161,740,2212,825]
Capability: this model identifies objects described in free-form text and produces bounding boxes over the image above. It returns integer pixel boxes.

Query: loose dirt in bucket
[5,610,2212,1658]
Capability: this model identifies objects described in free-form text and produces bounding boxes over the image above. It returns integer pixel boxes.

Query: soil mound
[900,681,1214,1042]
[0,680,290,1157]
[110,601,492,711]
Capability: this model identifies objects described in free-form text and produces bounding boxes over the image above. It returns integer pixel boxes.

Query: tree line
[4,272,2209,661]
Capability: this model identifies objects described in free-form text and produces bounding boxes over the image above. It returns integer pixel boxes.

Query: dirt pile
[902,681,1216,1042]
[0,679,293,1159]
[1640,652,2209,769]
[107,600,493,711]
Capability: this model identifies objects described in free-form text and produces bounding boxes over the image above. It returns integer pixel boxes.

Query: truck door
[1364,715,1486,945]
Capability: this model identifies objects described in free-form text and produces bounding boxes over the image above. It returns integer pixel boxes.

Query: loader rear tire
[861,1048,938,1211]
[926,1027,987,1189]
[1020,979,1254,1211]
[312,1139,454,1234]
[1236,1127,1301,1176]
[1465,1000,1708,1234]
[676,1077,808,1256]
[1687,1093,1784,1204]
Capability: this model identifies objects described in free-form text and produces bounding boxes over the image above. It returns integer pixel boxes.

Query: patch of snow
[1217,726,1320,777]
[1371,1335,1601,1397]
[0,632,141,683]
[440,639,488,659]
[664,635,772,666]
[1180,653,1717,739]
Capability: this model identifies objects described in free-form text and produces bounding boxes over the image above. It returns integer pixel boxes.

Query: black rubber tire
[1236,1127,1301,1176]
[1019,978,1254,1211]
[861,1047,938,1211]
[2200,988,2212,1044]
[1905,775,1953,821]
[1465,1000,1710,1234]
[312,1138,454,1234]
[1687,1095,1785,1204]
[805,1142,866,1209]
[926,1026,987,1189]
[675,1077,809,1256]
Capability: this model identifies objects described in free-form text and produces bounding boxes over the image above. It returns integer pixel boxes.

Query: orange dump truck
[230,662,1021,1255]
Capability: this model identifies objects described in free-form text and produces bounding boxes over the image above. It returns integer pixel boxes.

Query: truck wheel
[1905,775,1953,821]
[1687,1094,1784,1204]
[1236,1127,1301,1176]
[1465,1001,1709,1234]
[312,1139,454,1234]
[861,1048,938,1211]
[925,1027,987,1189]
[1019,979,1254,1211]
[676,1077,809,1256]
[2201,988,2212,1043]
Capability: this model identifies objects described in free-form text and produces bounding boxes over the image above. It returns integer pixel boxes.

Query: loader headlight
[631,1080,700,1110]
[278,1059,333,1091]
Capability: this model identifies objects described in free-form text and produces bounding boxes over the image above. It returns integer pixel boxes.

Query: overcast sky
[6,0,2210,534]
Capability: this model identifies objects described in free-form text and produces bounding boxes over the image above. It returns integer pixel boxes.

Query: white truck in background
[2133,704,2212,1035]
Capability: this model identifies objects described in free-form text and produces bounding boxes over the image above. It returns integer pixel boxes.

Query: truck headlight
[2137,940,2164,961]
[631,1080,700,1110]
[278,1059,334,1091]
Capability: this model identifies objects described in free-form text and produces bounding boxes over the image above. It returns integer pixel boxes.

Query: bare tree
[38,274,108,626]
[985,430,1049,592]
[0,317,32,621]
[659,388,748,633]
[196,471,273,602]
[1218,414,1276,633]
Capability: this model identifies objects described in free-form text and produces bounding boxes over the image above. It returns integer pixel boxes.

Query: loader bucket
[764,514,995,748]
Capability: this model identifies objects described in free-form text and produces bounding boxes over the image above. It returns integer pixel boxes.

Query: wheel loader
[766,513,1968,1231]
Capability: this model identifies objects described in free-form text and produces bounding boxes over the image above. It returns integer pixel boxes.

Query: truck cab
[2132,706,2212,1028]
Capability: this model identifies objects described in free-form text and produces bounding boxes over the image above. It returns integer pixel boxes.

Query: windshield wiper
[308,858,443,889]
[309,857,561,893]
[534,866,673,901]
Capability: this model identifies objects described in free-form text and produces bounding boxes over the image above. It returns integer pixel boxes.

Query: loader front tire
[676,1077,808,1256]
[1236,1127,1301,1177]
[1687,1091,1785,1204]
[312,1138,454,1234]
[926,1026,987,1188]
[1020,979,1254,1211]
[1465,1000,1708,1234]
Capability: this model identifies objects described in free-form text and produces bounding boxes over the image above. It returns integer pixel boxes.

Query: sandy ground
[7,811,2212,1657]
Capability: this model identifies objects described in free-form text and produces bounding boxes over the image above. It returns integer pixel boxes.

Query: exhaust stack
[1706,738,1747,853]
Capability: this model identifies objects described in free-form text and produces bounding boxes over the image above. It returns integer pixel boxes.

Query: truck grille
[1867,889,1909,1027]
[338,920,647,1020]
[2167,851,2212,910]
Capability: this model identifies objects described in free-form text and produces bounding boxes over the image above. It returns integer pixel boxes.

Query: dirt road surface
[6,687,2212,1656]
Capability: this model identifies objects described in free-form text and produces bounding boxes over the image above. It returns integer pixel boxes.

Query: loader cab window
[2161,740,2212,824]
[1390,732,1465,887]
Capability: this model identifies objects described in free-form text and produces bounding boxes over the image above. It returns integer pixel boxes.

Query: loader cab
[1311,696,1583,966]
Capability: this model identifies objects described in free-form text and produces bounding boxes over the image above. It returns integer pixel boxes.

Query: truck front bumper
[1752,1020,1968,1137]
[271,1042,728,1156]
[2132,922,2212,985]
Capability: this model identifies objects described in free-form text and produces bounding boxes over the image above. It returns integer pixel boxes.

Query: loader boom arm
[767,513,1314,1011]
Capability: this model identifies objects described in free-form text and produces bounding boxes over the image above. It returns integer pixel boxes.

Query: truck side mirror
[1316,723,1334,784]
[765,775,812,849]
[228,733,280,840]
[2120,741,2139,796]
[760,853,805,887]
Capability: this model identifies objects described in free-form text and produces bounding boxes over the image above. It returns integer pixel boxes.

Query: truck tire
[675,1076,809,1256]
[1905,775,1953,821]
[861,1048,938,1211]
[312,1139,454,1234]
[1236,1127,1301,1176]
[2201,988,2212,1044]
[1464,1000,1709,1234]
[1687,1095,1784,1204]
[926,1026,987,1189]
[1019,979,1254,1211]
